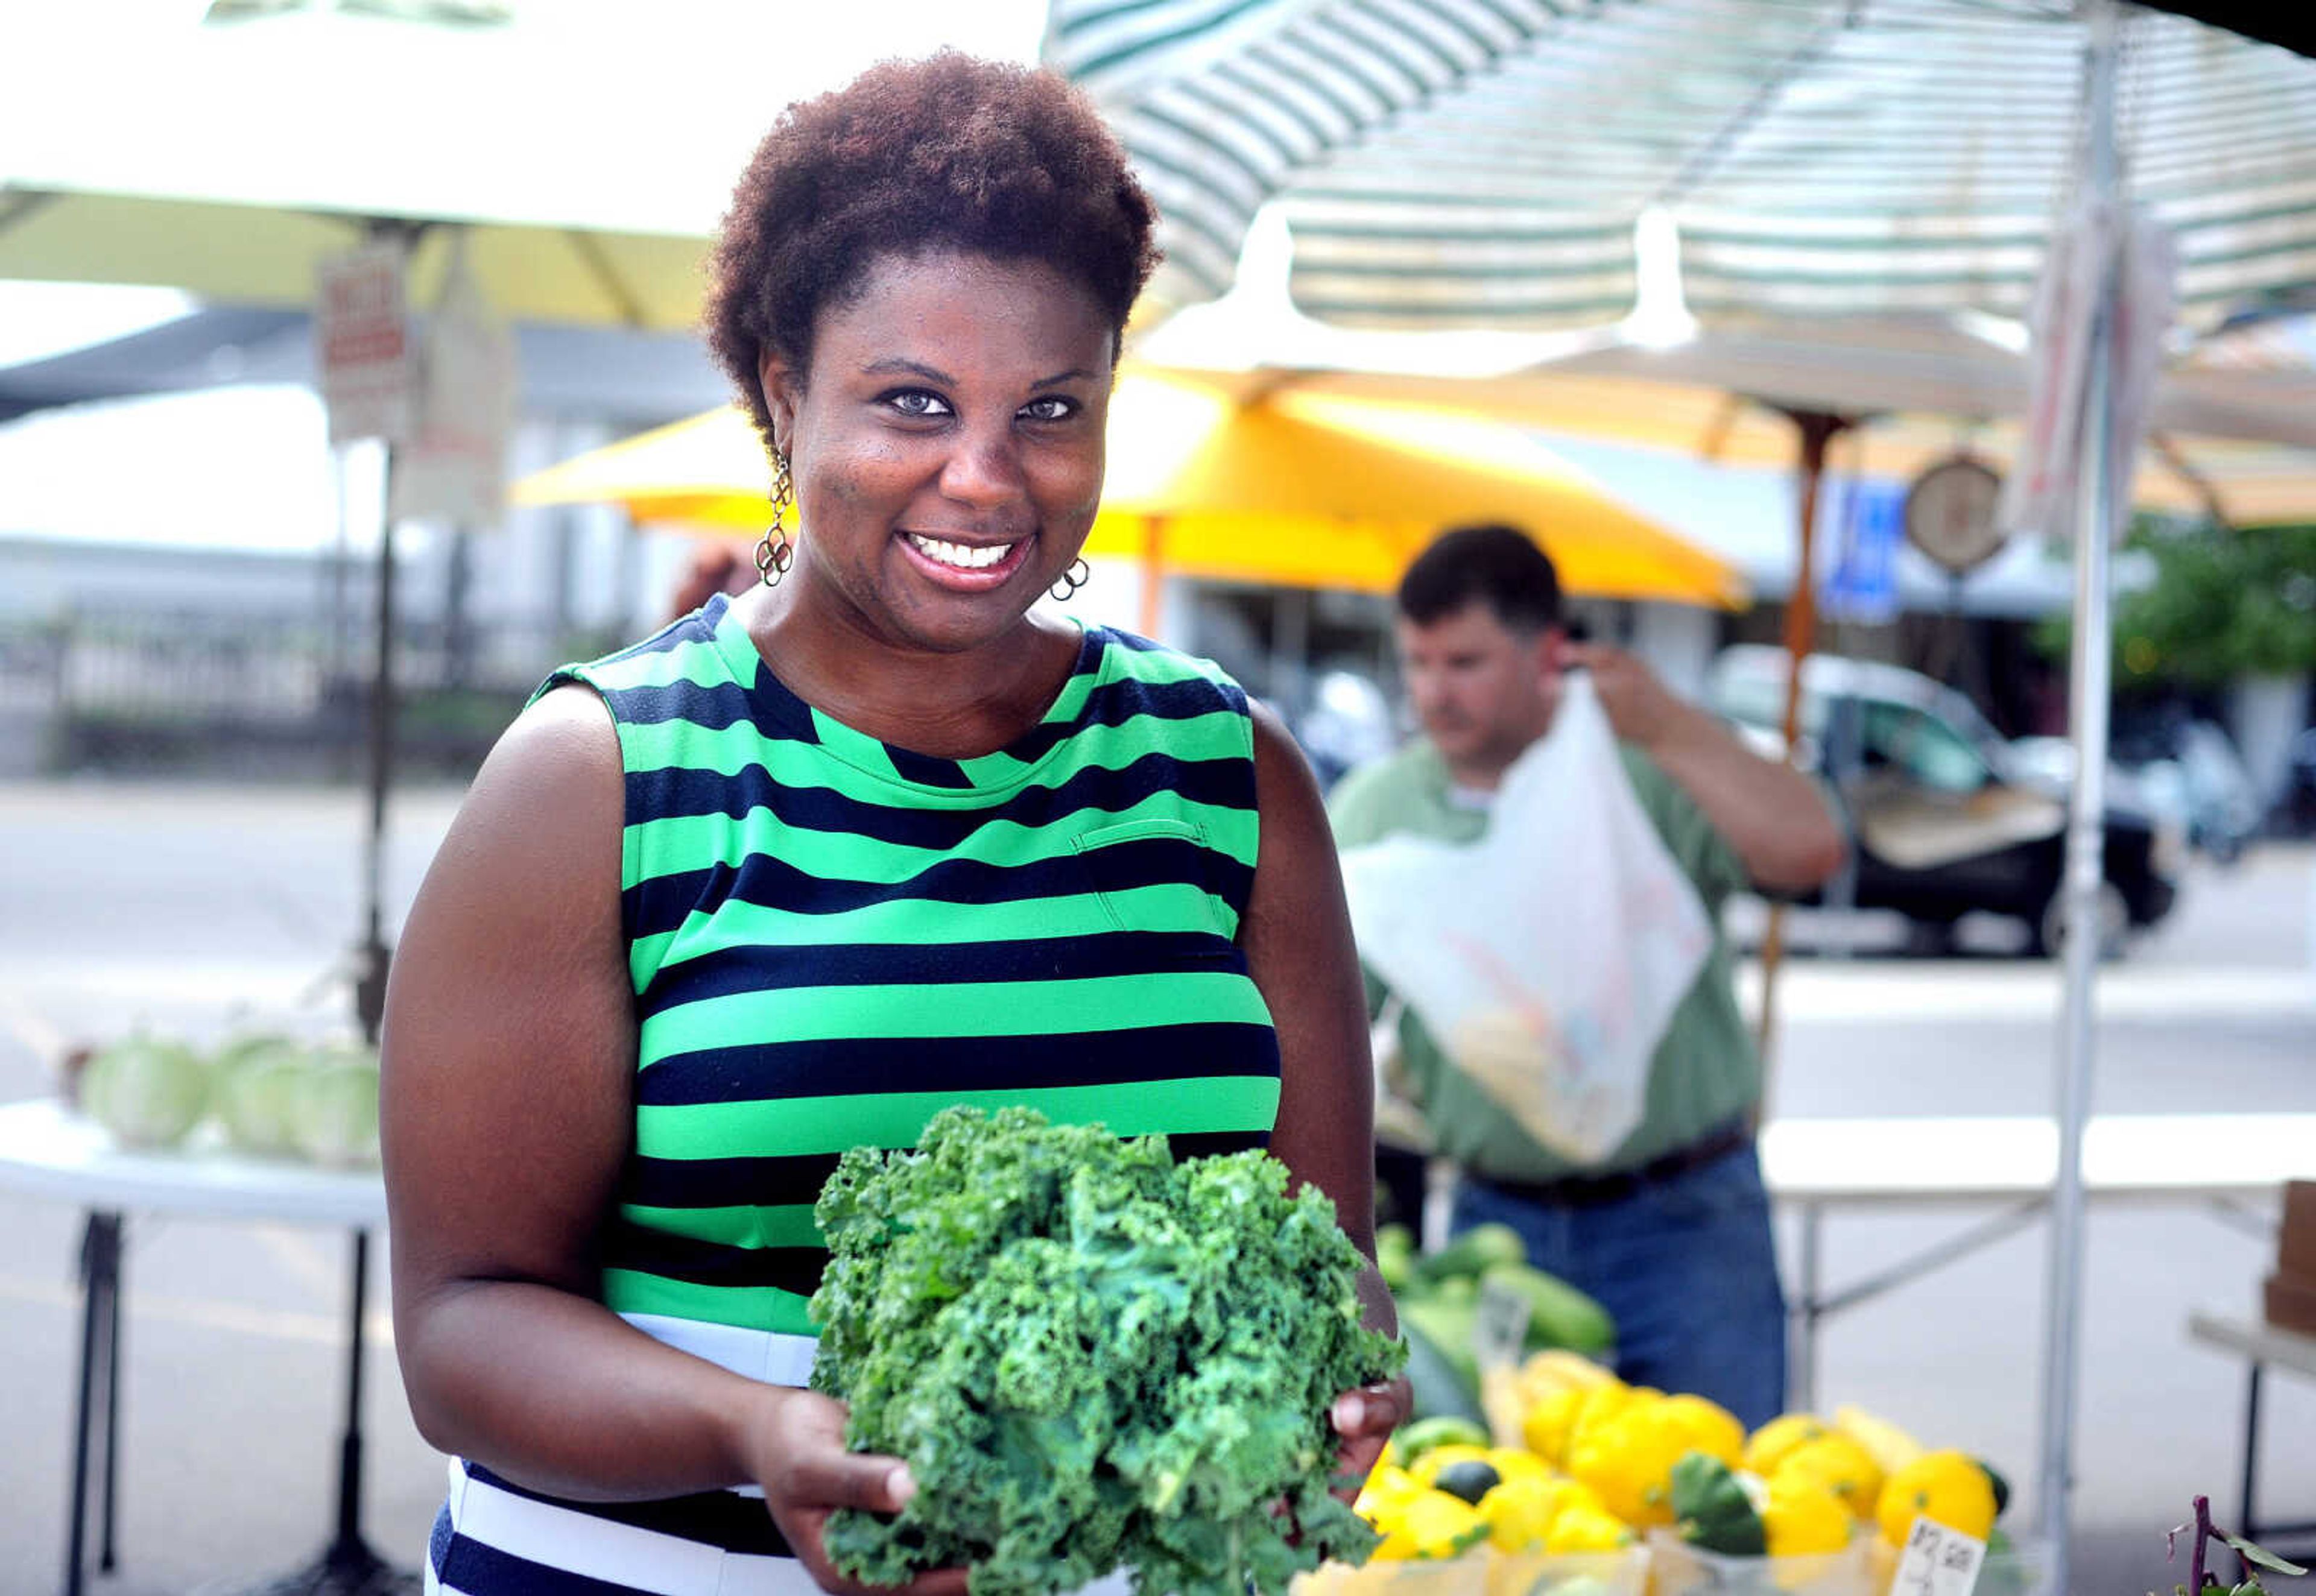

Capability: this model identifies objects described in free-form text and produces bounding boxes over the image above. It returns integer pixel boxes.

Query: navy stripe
[1101,628,1183,655]
[631,748,1253,848]
[596,675,781,734]
[536,606,718,702]
[602,1220,826,1296]
[619,1120,1274,1211]
[461,1463,796,1558]
[1168,1128,1271,1161]
[882,744,975,789]
[636,1021,1283,1109]
[641,930,1244,1009]
[624,839,1252,941]
[625,1150,844,1211]
[437,1530,679,1595]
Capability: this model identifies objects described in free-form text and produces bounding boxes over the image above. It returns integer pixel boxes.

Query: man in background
[1329,524,1844,1423]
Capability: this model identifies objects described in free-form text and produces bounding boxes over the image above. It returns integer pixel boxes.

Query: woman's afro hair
[703,51,1160,452]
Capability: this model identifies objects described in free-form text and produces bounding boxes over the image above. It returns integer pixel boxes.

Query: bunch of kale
[809,1105,1405,1596]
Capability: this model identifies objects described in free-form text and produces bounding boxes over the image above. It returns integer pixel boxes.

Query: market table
[0,1096,409,1596]
[2187,1313,2316,1560]
[1761,1112,2316,1408]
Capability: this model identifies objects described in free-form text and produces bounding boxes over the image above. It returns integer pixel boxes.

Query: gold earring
[755,452,794,588]
[1049,557,1090,602]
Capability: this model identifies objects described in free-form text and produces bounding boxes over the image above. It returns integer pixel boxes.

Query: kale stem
[2193,1495,2213,1596]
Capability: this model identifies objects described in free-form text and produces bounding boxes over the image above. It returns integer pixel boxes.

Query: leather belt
[1467,1120,1753,1210]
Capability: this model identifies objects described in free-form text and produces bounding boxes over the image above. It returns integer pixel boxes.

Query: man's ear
[1533,625,1569,682]
[757,348,800,456]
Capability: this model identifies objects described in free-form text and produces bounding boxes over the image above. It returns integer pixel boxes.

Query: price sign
[1472,1276,1533,1370]
[1887,1518,1985,1596]
[317,241,413,445]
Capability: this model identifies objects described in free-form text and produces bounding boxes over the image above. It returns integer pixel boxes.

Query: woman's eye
[883,390,952,418]
[1020,395,1078,423]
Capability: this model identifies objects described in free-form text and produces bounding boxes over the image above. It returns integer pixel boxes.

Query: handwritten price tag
[1887,1518,1986,1596]
[1472,1276,1533,1369]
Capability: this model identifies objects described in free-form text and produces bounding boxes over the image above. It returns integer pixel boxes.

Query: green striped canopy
[1047,0,2316,335]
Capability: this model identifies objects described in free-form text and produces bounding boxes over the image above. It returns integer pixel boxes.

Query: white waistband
[440,1457,824,1596]
[621,1311,819,1389]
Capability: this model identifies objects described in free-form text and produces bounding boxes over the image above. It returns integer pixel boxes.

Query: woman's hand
[1327,1374,1413,1502]
[741,1385,970,1596]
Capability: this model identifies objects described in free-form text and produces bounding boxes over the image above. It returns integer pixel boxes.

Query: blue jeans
[1450,1141,1788,1428]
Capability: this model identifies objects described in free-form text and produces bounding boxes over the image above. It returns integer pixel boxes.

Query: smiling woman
[379,49,1407,1596]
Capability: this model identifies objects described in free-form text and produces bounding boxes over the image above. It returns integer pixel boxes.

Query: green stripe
[1298,256,1647,282]
[570,643,738,695]
[638,1075,1282,1162]
[1289,185,1636,213]
[612,707,1253,807]
[1297,290,1639,321]
[1291,218,1636,245]
[1208,58,1335,151]
[1101,640,1233,690]
[603,1270,818,1337]
[1063,0,1282,85]
[636,881,1238,960]
[619,1202,823,1251]
[639,968,1275,1058]
[630,789,1254,889]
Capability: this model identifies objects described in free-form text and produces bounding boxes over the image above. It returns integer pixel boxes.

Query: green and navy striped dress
[426,593,1282,1596]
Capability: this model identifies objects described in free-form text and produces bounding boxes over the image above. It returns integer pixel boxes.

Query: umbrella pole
[1753,409,1849,1099]
[2040,2,2122,1580]
[355,450,397,1049]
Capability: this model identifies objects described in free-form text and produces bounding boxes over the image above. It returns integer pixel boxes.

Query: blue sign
[1822,478,1904,625]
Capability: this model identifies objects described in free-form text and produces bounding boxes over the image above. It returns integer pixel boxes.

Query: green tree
[2038,522,2316,687]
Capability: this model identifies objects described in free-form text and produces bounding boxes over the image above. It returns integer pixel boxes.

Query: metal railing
[0,607,627,780]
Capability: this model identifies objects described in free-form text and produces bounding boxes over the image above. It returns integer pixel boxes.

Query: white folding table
[1760,1112,2316,1409]
[0,1096,407,1596]
[2186,1313,2316,1563]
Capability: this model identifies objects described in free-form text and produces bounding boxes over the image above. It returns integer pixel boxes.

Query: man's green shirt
[1328,737,1759,1181]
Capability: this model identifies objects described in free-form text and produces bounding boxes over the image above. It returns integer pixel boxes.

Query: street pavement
[0,778,2309,1594]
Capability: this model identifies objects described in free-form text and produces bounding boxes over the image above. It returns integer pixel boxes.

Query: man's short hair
[1397,523,1564,633]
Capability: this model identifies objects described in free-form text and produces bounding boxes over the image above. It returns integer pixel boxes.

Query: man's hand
[1556,639,1844,894]
[1556,640,1686,750]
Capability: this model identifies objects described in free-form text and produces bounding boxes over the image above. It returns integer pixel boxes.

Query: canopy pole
[2040,1,2122,1582]
[1753,409,1850,1105]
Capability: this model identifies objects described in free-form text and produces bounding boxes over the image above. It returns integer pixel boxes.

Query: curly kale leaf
[808,1105,1404,1596]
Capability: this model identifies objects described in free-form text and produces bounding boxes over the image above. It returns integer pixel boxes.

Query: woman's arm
[382,686,958,1595]
[1238,703,1409,1469]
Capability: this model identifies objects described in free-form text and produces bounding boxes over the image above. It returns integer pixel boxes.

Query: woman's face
[759,248,1114,654]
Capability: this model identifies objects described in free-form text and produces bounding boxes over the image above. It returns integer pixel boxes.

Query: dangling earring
[755,450,795,587]
[1049,557,1090,602]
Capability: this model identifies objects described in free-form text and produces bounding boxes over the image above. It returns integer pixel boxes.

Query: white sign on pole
[390,231,519,525]
[317,241,413,446]
[2001,200,2178,546]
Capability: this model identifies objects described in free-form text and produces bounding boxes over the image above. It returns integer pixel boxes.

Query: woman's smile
[896,530,1033,588]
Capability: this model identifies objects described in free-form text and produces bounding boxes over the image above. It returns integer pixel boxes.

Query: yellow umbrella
[510,365,1747,624]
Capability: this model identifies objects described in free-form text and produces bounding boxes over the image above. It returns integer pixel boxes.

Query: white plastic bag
[1339,674,1713,1164]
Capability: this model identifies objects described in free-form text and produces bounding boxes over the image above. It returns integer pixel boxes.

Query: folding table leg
[100,1221,121,1572]
[64,1210,122,1596]
[1791,1202,1823,1413]
[2239,1360,2264,1556]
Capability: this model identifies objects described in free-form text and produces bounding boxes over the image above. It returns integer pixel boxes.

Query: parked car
[1707,645,2185,958]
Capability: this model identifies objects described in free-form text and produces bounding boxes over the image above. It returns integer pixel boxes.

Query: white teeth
[907,534,1014,570]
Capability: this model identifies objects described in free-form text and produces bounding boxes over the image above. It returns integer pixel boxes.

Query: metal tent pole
[2039,2,2122,1585]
